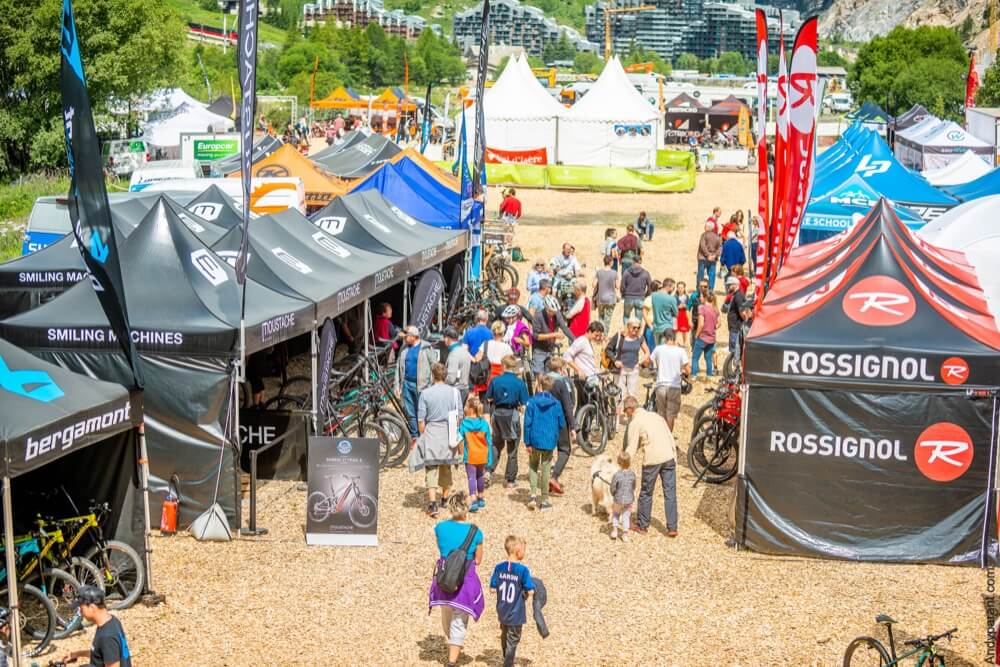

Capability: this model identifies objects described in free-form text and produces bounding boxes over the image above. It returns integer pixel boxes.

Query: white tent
[136,88,209,117]
[921,150,994,186]
[895,119,995,170]
[141,103,235,148]
[557,57,662,168]
[460,55,565,161]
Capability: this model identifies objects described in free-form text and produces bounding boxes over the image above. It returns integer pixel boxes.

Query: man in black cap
[62,586,132,667]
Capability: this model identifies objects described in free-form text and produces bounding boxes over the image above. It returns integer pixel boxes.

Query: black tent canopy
[891,104,931,131]
[208,135,283,177]
[309,131,366,163]
[312,134,401,179]
[185,185,246,230]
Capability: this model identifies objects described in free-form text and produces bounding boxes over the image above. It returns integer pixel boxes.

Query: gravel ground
[49,174,988,666]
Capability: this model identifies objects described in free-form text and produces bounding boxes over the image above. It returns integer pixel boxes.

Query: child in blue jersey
[489,535,536,667]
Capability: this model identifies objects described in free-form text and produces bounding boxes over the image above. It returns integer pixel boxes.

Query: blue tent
[801,174,925,244]
[351,161,482,229]
[810,131,957,221]
[942,166,1000,201]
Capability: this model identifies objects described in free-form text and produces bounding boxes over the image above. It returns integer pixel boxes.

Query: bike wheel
[348,493,378,529]
[691,398,716,427]
[496,264,518,291]
[687,428,738,484]
[83,540,144,610]
[68,556,105,594]
[31,568,82,639]
[376,412,412,467]
[11,583,57,657]
[723,353,739,381]
[307,491,331,523]
[842,636,891,666]
[350,419,392,469]
[575,405,608,456]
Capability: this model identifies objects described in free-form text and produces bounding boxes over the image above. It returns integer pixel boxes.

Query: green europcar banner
[193,138,240,161]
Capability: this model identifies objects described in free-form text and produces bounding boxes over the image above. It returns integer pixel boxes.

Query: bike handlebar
[903,628,957,647]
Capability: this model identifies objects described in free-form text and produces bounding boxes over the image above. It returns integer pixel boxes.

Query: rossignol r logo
[914,422,973,482]
[939,357,969,385]
[842,275,916,327]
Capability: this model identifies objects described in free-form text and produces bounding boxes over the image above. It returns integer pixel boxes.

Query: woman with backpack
[606,317,650,414]
[429,493,485,667]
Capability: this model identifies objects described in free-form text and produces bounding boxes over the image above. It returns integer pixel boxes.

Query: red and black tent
[664,93,706,140]
[737,200,1000,565]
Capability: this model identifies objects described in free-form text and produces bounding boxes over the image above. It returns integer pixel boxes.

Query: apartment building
[303,0,437,39]
[453,0,600,57]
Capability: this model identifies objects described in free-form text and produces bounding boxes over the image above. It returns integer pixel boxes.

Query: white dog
[589,454,617,518]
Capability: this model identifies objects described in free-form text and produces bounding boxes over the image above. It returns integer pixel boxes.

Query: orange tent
[370,87,418,112]
[388,147,460,192]
[227,144,347,208]
[312,85,365,110]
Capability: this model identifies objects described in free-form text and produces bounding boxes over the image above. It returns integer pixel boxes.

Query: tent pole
[137,422,154,593]
[364,300,371,360]
[231,370,243,535]
[403,279,410,325]
[310,326,318,435]
[3,476,21,665]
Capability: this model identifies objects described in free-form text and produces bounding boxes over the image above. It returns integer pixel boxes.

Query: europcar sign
[180,133,241,163]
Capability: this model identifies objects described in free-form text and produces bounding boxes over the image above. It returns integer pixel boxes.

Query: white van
[128,161,201,192]
[102,139,152,177]
[140,177,306,215]
[826,93,853,113]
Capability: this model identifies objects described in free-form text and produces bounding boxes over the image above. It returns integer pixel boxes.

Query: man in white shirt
[647,330,690,431]
[550,243,582,284]
[563,321,605,382]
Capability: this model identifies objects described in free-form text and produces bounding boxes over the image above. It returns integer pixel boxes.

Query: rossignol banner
[485,146,548,165]
[754,9,769,296]
[306,436,380,546]
[59,0,143,388]
[408,269,445,337]
[316,318,337,430]
[420,82,433,154]
[768,15,789,290]
[238,408,308,480]
[235,0,259,286]
[471,0,490,198]
[738,386,997,564]
[781,16,818,264]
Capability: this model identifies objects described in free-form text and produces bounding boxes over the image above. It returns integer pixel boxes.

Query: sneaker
[667,530,679,538]
[469,502,479,513]
[610,527,618,540]
[548,479,564,496]
[427,501,439,517]
[527,497,537,511]
[538,501,553,511]
[621,533,630,543]
[631,526,648,535]
[477,498,486,510]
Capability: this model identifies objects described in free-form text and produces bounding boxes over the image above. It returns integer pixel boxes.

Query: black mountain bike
[308,474,378,529]
[843,615,956,666]
[575,372,621,456]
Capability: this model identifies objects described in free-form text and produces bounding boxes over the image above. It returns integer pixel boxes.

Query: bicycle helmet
[543,296,560,311]
[502,305,520,319]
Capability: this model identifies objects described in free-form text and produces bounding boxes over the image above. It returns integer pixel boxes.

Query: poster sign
[614,124,652,137]
[180,133,241,163]
[484,146,548,165]
[238,409,309,480]
[739,386,996,564]
[306,436,380,546]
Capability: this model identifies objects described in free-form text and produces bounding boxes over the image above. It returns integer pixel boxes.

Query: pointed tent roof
[0,337,139,477]
[311,133,401,178]
[895,115,941,142]
[389,147,461,191]
[918,195,1000,248]
[0,197,313,356]
[943,164,1000,201]
[184,185,247,229]
[891,104,931,131]
[922,150,994,186]
[209,135,283,177]
[227,143,347,208]
[141,103,235,147]
[468,53,565,122]
[309,131,367,162]
[513,54,569,117]
[371,87,418,111]
[707,95,749,117]
[312,85,363,110]
[206,95,235,119]
[811,131,957,210]
[846,100,890,124]
[348,161,480,229]
[803,174,924,234]
[746,200,1000,389]
[901,120,994,152]
[564,57,658,123]
[665,93,705,113]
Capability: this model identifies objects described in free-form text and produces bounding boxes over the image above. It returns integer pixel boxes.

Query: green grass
[167,0,288,46]
[0,173,71,261]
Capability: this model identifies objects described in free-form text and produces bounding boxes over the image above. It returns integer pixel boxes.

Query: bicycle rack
[244,427,298,537]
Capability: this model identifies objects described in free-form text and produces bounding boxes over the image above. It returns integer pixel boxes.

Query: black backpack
[435,524,479,593]
[469,341,492,386]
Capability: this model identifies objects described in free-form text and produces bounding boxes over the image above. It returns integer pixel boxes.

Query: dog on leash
[589,454,617,518]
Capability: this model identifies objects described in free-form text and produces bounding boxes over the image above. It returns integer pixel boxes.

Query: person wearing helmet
[494,288,529,323]
[62,586,132,667]
[502,305,532,356]
[530,295,574,376]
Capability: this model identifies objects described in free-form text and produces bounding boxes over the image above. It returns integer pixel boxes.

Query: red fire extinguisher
[160,476,179,535]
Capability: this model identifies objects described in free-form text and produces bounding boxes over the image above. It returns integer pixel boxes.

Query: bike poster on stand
[306,436,380,547]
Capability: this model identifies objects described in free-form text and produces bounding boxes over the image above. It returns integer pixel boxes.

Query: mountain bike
[308,474,378,529]
[842,615,956,666]
[16,528,92,638]
[575,372,621,456]
[687,382,741,485]
[0,538,58,655]
[483,246,518,293]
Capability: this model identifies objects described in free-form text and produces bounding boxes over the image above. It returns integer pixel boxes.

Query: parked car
[102,139,152,177]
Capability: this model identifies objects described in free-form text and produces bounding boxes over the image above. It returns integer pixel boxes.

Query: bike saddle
[875,614,896,625]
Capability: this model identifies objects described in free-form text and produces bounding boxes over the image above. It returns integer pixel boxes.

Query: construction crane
[603,4,656,60]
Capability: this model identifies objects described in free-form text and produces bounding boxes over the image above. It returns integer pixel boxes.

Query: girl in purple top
[502,305,532,356]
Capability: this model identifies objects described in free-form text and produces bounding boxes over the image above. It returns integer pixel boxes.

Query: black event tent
[312,133,401,179]
[310,131,366,163]
[0,197,314,526]
[737,201,1000,565]
[891,104,931,132]
[206,95,235,120]
[208,134,283,177]
[184,185,246,230]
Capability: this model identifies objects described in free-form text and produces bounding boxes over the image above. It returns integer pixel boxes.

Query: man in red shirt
[707,206,722,234]
[499,188,522,220]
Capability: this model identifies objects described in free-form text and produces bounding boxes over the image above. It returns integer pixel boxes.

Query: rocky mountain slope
[818,0,990,44]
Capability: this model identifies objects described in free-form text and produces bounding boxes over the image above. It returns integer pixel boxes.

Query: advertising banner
[484,146,548,165]
[739,386,997,564]
[768,14,789,290]
[754,8,770,297]
[306,436,379,546]
[781,16,818,263]
[238,408,309,480]
[235,0,260,285]
[181,133,241,163]
[409,268,445,337]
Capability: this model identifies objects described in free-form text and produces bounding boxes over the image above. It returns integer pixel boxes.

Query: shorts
[440,606,470,646]
[425,464,454,490]
[655,385,682,421]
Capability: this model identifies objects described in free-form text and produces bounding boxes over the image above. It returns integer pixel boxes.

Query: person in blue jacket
[720,231,746,278]
[522,374,566,512]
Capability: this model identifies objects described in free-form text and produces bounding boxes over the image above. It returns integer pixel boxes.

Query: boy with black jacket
[544,357,577,496]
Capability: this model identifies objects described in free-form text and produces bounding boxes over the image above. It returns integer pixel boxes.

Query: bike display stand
[242,427,299,537]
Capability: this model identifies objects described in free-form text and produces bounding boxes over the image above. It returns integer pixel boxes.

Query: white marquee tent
[461,55,566,161]
[895,118,995,171]
[557,57,662,168]
[921,150,994,186]
[141,103,236,149]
